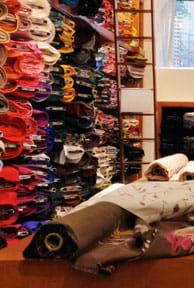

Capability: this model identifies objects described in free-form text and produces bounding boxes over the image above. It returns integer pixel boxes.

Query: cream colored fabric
[70,181,194,224]
[171,161,194,181]
[144,153,189,181]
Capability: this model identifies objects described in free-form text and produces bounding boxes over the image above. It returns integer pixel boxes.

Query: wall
[156,68,194,102]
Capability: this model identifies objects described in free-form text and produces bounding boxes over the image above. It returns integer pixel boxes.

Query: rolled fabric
[144,153,189,181]
[171,161,194,181]
[23,202,132,260]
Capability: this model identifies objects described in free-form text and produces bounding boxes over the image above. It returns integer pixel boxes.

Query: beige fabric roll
[144,153,189,181]
[171,161,194,181]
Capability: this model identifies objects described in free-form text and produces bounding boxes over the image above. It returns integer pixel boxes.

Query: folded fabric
[0,13,20,33]
[0,114,27,142]
[0,138,24,160]
[36,41,61,66]
[144,153,189,181]
[20,0,51,18]
[6,0,23,14]
[58,145,85,165]
[0,166,20,191]
[30,17,55,43]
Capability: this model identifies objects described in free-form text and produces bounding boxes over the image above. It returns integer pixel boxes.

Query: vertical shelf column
[113,0,157,183]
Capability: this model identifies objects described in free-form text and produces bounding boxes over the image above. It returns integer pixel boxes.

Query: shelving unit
[113,0,157,183]
[48,0,157,185]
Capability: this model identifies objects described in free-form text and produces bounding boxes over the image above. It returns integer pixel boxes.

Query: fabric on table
[144,153,188,181]
[23,181,194,274]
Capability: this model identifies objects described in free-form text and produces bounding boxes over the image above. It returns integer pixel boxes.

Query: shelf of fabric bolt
[2,232,194,288]
[1,176,194,288]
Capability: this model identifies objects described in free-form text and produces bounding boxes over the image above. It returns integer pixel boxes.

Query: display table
[1,236,194,288]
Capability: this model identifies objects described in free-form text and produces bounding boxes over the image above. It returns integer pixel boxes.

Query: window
[173,1,194,67]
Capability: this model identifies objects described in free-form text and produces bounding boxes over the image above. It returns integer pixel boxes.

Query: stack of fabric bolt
[0,0,122,246]
[42,10,100,208]
[0,0,66,248]
[115,1,148,86]
[43,0,121,210]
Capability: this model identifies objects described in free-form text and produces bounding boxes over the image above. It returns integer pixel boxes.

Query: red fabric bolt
[6,0,23,14]
[15,53,45,77]
[0,166,20,191]
[0,139,24,160]
[0,114,27,142]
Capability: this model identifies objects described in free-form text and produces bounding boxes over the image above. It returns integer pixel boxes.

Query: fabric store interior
[1,0,194,287]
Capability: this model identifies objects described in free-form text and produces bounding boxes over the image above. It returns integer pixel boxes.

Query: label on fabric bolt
[13,45,30,51]
[20,87,35,91]
[30,135,43,141]
[32,18,48,25]
[37,183,49,187]
[19,175,33,180]
[51,121,64,126]
[37,88,47,92]
[31,30,50,37]
[47,106,66,111]
[77,93,91,98]
[34,171,47,176]
[51,91,62,96]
